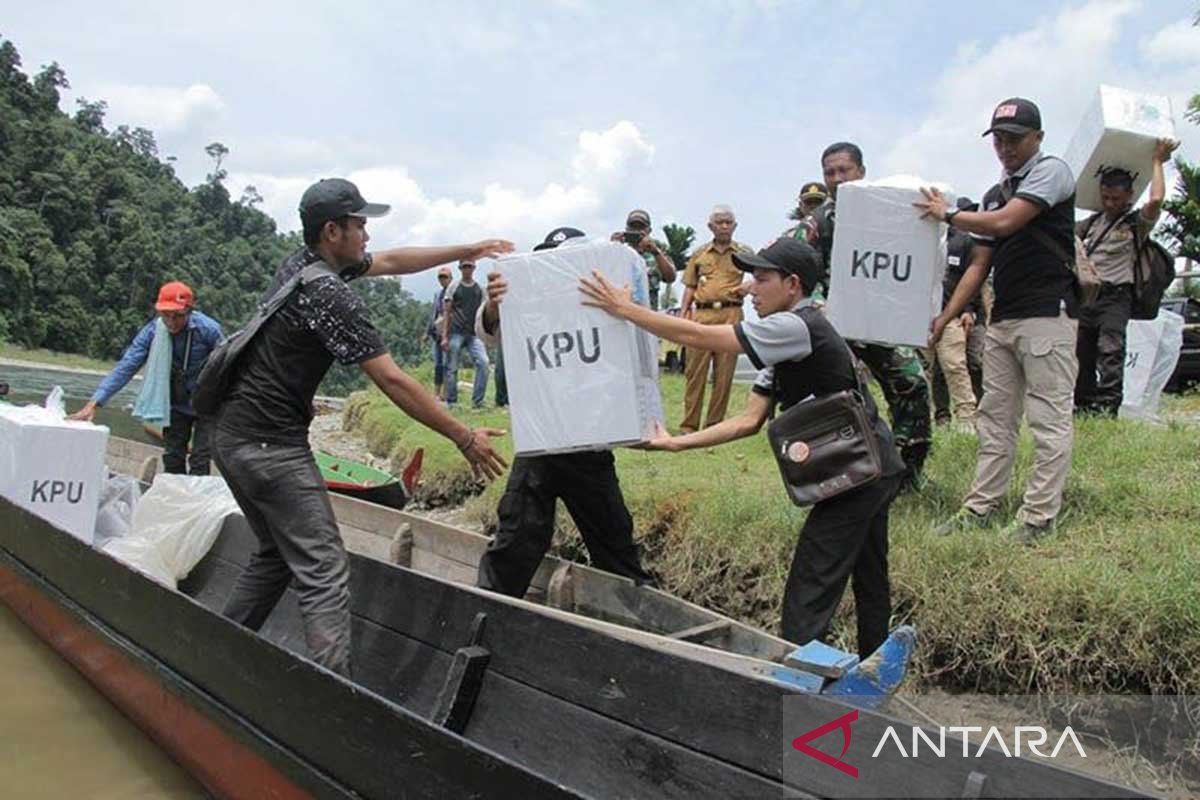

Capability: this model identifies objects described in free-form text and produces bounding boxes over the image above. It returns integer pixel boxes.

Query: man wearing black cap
[612,209,675,310]
[580,238,906,658]
[917,98,1079,543]
[799,142,932,489]
[213,177,513,676]
[472,226,656,598]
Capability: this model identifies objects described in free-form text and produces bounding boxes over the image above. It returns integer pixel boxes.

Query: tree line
[0,35,431,396]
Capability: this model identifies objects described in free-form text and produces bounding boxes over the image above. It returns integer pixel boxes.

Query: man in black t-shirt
[214,177,512,676]
[917,98,1078,544]
[441,260,489,408]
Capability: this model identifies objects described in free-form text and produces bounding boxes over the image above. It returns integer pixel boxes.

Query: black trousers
[213,429,352,677]
[161,407,213,475]
[782,473,901,659]
[1075,284,1132,416]
[477,451,653,597]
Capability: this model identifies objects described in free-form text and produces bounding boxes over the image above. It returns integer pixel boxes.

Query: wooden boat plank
[411,548,479,586]
[0,500,583,800]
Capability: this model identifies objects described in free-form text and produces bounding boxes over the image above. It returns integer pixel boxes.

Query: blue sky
[7,0,1200,300]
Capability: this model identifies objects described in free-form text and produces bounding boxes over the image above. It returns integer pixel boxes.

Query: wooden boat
[0,495,1145,799]
[141,426,419,510]
[314,449,422,511]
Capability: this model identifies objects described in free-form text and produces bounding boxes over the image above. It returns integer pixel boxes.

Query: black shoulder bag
[765,337,883,507]
[192,261,336,417]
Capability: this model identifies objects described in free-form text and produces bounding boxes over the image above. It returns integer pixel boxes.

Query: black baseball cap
[982,98,1042,137]
[533,226,586,251]
[625,209,651,228]
[733,238,822,293]
[299,178,390,227]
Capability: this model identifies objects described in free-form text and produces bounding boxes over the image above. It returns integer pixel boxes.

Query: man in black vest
[580,238,906,659]
[917,98,1078,543]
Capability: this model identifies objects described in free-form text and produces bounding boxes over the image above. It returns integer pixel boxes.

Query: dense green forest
[0,35,432,395]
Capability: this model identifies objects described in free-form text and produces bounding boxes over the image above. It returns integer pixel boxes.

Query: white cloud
[230,120,655,253]
[97,83,224,134]
[879,0,1140,198]
[1140,17,1200,64]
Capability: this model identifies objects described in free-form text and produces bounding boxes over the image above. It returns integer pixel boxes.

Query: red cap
[155,281,194,311]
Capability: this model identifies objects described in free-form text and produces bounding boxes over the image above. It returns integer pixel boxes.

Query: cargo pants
[477,451,654,598]
[214,429,353,677]
[1074,284,1132,417]
[850,342,932,479]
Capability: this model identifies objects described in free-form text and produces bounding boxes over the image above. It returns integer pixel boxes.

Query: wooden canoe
[0,497,1147,799]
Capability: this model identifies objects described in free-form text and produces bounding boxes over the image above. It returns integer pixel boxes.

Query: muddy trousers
[850,342,932,479]
[162,407,213,475]
[477,451,653,598]
[213,429,352,677]
[1074,284,1132,417]
[782,473,901,659]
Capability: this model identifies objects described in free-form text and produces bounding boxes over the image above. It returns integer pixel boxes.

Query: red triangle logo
[792,708,859,778]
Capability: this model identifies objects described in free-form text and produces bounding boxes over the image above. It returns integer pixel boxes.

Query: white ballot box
[1064,85,1176,213]
[498,239,664,455]
[0,402,109,544]
[825,175,952,347]
[1120,310,1184,422]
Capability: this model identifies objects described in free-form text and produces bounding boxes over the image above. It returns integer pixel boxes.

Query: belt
[694,300,739,310]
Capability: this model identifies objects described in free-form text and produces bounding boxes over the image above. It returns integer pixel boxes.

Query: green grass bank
[348,369,1200,695]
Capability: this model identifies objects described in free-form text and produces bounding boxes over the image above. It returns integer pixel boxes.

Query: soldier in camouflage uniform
[612,209,675,310]
[785,143,932,487]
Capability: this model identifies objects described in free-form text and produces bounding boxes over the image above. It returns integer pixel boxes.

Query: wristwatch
[944,207,960,227]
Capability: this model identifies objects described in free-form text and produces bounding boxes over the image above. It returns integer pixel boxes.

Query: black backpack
[1081,211,1176,320]
[1130,224,1176,320]
[192,261,336,417]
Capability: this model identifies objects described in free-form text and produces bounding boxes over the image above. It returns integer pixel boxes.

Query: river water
[0,363,202,797]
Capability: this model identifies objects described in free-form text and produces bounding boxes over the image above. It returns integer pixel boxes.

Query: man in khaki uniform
[679,205,752,433]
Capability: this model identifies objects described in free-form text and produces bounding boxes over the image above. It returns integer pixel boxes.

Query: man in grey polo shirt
[917,97,1078,543]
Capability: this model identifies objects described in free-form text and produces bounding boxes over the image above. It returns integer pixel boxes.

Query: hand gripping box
[825,175,953,347]
[0,403,109,544]
[497,239,664,455]
[1064,85,1176,213]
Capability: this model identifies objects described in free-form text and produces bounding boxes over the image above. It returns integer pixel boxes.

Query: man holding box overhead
[473,226,656,598]
[916,97,1079,544]
[1073,138,1178,416]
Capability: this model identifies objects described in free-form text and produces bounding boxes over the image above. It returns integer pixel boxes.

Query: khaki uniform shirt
[683,240,752,305]
[1078,208,1153,286]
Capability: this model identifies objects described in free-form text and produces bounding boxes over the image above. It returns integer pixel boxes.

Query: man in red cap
[70,280,225,475]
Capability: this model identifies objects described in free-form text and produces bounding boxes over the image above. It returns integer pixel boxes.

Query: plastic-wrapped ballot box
[497,239,664,455]
[1120,310,1184,422]
[1064,85,1176,213]
[825,175,953,347]
[0,403,109,544]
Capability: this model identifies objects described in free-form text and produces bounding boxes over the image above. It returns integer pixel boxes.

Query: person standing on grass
[916,97,1078,544]
[442,260,490,409]
[427,265,453,400]
[580,238,905,658]
[1073,138,1178,416]
[212,177,511,677]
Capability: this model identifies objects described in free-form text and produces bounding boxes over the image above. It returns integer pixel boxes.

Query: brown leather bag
[766,358,883,507]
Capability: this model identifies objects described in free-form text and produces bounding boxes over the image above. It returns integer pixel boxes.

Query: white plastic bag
[101,474,239,587]
[1120,309,1184,422]
[93,473,142,548]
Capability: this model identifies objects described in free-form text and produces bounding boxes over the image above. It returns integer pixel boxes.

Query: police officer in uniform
[580,238,905,658]
[799,142,933,488]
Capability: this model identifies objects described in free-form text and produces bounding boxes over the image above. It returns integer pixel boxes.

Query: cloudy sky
[8,0,1200,300]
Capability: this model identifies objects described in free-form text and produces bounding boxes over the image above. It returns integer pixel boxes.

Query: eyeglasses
[160,310,188,322]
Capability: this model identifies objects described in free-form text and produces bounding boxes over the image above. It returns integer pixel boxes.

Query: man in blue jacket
[70,280,224,475]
